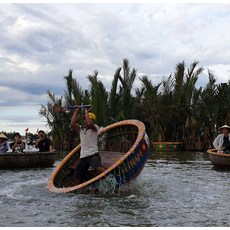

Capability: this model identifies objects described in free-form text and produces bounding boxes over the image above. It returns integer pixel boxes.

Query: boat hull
[153,142,183,151]
[207,149,230,167]
[48,119,150,194]
[0,151,56,169]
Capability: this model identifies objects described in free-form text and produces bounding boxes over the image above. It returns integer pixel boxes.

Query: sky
[1,2,230,134]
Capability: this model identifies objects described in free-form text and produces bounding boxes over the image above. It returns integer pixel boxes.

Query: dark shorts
[74,153,102,180]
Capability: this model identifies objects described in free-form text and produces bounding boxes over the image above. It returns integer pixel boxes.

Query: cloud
[1,3,230,133]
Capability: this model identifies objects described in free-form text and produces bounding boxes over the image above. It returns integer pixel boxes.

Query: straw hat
[88,112,96,121]
[0,133,8,139]
[220,125,230,130]
[84,112,96,121]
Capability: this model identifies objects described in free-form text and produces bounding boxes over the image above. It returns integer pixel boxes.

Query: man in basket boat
[10,132,25,153]
[71,106,105,185]
[35,130,53,152]
[213,125,230,154]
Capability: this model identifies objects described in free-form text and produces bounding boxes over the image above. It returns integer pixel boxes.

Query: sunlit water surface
[1,150,230,227]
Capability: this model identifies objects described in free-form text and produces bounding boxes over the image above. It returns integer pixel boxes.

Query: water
[1,150,230,227]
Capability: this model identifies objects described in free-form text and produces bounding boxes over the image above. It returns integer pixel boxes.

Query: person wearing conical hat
[70,106,105,184]
[0,133,9,153]
[213,125,230,154]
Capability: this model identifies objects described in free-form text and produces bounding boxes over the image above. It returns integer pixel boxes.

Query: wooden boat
[153,141,183,151]
[47,119,150,194]
[207,149,230,167]
[0,151,56,169]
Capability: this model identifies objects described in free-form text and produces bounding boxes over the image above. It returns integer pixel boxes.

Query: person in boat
[71,106,105,184]
[35,130,52,152]
[26,137,34,149]
[10,132,26,153]
[0,133,9,153]
[213,125,230,154]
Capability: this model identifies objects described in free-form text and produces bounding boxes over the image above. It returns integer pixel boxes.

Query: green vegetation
[39,59,230,151]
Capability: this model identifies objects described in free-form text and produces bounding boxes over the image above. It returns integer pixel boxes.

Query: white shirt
[213,133,230,151]
[79,125,99,158]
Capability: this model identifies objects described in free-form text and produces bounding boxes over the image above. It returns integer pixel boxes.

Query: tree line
[39,58,230,151]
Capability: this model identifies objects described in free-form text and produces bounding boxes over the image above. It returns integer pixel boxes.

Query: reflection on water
[1,150,230,227]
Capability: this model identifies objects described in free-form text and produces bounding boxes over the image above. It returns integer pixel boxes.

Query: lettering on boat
[114,139,149,180]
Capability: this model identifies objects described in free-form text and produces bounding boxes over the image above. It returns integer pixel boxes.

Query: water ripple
[1,151,230,226]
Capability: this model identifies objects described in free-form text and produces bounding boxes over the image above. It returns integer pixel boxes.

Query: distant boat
[207,149,230,167]
[0,151,56,169]
[47,119,150,194]
[153,142,183,151]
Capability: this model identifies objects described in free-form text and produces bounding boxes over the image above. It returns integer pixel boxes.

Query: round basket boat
[207,149,230,167]
[0,151,56,169]
[47,119,150,194]
[153,142,183,151]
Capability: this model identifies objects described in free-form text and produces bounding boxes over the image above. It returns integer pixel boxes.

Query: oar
[54,104,91,113]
